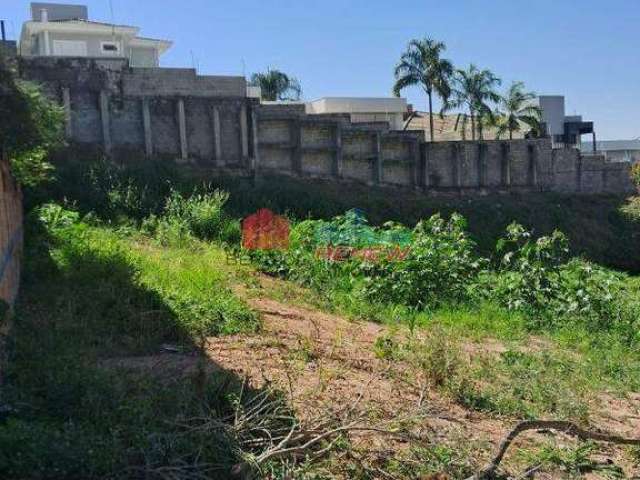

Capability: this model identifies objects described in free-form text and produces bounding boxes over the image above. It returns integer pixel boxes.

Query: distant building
[536,96,595,149]
[581,140,640,163]
[306,97,408,130]
[18,2,171,67]
[404,111,527,141]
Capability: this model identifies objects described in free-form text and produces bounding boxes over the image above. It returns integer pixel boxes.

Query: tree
[494,81,542,140]
[445,64,501,140]
[249,69,302,102]
[0,53,64,186]
[392,38,453,142]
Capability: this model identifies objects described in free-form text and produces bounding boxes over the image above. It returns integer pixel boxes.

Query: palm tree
[393,38,454,142]
[494,81,542,140]
[249,69,302,102]
[445,64,501,140]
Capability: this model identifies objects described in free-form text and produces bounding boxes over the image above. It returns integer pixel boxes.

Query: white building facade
[306,97,408,130]
[19,3,171,67]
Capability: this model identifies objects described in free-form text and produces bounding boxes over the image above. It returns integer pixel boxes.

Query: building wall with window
[45,31,124,57]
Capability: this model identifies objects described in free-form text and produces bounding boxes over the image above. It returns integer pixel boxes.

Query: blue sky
[4,0,639,139]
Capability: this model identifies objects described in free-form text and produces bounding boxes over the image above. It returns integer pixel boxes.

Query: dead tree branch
[466,420,640,480]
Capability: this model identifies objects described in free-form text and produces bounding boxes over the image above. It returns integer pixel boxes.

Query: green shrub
[36,203,80,232]
[142,188,241,247]
[620,195,640,222]
[247,249,290,277]
[404,325,462,387]
[164,189,228,240]
[630,162,640,189]
[486,223,639,339]
[1,61,64,187]
[359,214,483,309]
[489,223,569,317]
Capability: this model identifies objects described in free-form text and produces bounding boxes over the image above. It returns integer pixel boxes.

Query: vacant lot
[2,190,639,478]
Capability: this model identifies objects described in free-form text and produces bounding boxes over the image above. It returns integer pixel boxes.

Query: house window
[100,41,121,55]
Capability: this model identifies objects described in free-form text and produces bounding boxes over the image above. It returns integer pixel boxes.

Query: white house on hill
[19,2,172,67]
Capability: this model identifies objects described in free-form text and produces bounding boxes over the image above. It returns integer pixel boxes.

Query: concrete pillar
[410,139,420,188]
[99,90,111,154]
[576,155,583,192]
[250,107,260,173]
[177,98,188,161]
[290,119,302,174]
[477,143,486,187]
[239,104,249,163]
[333,123,343,178]
[61,87,72,138]
[422,142,430,189]
[451,144,462,188]
[43,30,51,56]
[142,98,153,158]
[476,142,485,187]
[373,132,383,184]
[501,143,511,187]
[528,144,538,187]
[211,105,222,165]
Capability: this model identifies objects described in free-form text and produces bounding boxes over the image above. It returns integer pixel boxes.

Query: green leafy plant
[359,213,483,309]
[630,162,640,190]
[491,223,568,318]
[0,58,64,186]
[36,203,80,231]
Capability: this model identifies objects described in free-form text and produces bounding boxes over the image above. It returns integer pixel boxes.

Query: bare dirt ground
[104,274,640,478]
[201,277,640,479]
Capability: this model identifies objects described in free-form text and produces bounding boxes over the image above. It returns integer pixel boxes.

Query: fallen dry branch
[466,420,640,480]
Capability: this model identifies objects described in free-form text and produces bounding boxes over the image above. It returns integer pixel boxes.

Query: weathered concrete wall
[0,156,23,386]
[19,56,635,196]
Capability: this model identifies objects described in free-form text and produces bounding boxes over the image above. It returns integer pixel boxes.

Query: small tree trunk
[427,91,434,142]
[509,129,513,140]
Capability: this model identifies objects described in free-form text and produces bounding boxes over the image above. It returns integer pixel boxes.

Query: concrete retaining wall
[0,156,23,385]
[19,57,635,196]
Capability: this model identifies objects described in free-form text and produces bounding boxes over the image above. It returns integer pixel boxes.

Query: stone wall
[19,57,635,196]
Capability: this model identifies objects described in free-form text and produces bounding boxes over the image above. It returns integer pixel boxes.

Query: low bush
[143,188,241,247]
[620,195,640,222]
[359,214,482,310]
[630,162,640,190]
[249,210,640,343]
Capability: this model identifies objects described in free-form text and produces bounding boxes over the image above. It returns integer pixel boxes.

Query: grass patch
[0,211,261,478]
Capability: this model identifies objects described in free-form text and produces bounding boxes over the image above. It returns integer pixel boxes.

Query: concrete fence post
[61,87,72,139]
[333,123,343,178]
[177,98,188,161]
[451,143,462,189]
[373,132,382,184]
[422,141,430,189]
[290,119,302,175]
[501,143,511,187]
[409,138,420,188]
[211,105,222,165]
[478,143,486,187]
[142,98,153,158]
[250,107,260,175]
[576,154,583,193]
[528,144,538,188]
[240,104,249,164]
[99,90,111,155]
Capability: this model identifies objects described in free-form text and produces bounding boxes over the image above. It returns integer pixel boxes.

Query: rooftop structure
[536,96,595,149]
[306,97,408,130]
[19,3,171,67]
[581,140,640,163]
